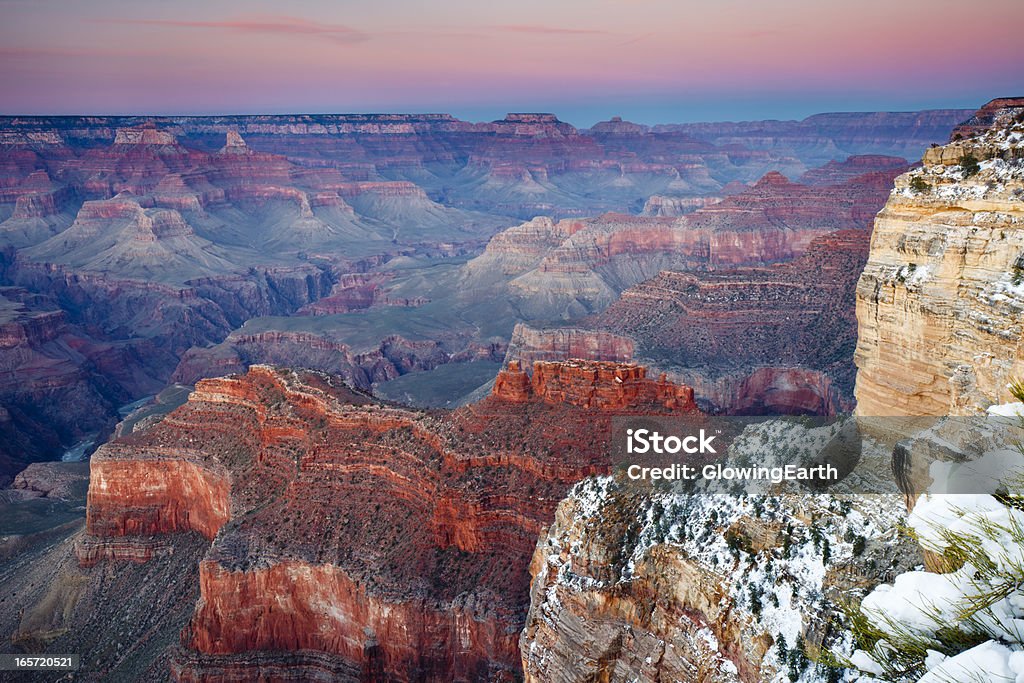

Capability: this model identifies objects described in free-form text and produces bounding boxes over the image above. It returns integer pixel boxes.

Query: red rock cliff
[494,359,696,412]
[78,363,699,681]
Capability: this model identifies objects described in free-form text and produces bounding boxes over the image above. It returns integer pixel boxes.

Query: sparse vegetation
[1011,378,1024,403]
[960,152,981,178]
[909,176,931,194]
[832,385,1024,680]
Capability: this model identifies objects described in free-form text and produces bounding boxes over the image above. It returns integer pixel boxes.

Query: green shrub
[909,176,931,194]
[961,153,981,177]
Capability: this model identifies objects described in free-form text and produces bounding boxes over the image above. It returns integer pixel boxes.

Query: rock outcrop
[854,98,1024,416]
[76,362,698,680]
[473,157,904,415]
[520,444,917,682]
[493,359,695,411]
[949,97,1024,141]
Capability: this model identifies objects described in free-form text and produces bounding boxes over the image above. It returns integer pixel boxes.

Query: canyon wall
[463,166,897,324]
[75,361,697,681]
[854,97,1024,416]
[0,286,164,483]
[590,229,873,414]
[516,97,1024,683]
[485,158,903,415]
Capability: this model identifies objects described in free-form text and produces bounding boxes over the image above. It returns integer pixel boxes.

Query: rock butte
[78,361,697,680]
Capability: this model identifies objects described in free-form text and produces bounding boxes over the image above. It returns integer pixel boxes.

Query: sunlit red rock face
[494,359,695,411]
[79,362,697,681]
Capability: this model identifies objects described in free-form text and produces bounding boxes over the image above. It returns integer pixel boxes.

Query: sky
[1,0,1022,126]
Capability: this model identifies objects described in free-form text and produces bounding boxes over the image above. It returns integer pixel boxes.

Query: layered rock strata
[854,98,1024,415]
[78,362,697,680]
[463,168,897,321]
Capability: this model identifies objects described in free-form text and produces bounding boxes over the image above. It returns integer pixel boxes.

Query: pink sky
[1,0,1022,124]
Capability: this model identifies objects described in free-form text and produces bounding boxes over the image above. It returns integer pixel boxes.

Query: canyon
[4,360,696,681]
[517,97,1024,682]
[177,159,902,415]
[0,110,956,475]
[500,157,907,413]
[0,103,1003,682]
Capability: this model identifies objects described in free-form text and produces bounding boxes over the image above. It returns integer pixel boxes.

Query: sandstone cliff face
[78,362,698,681]
[854,100,1024,416]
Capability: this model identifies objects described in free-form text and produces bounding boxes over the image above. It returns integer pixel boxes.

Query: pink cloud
[99,15,368,44]
[492,24,609,36]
